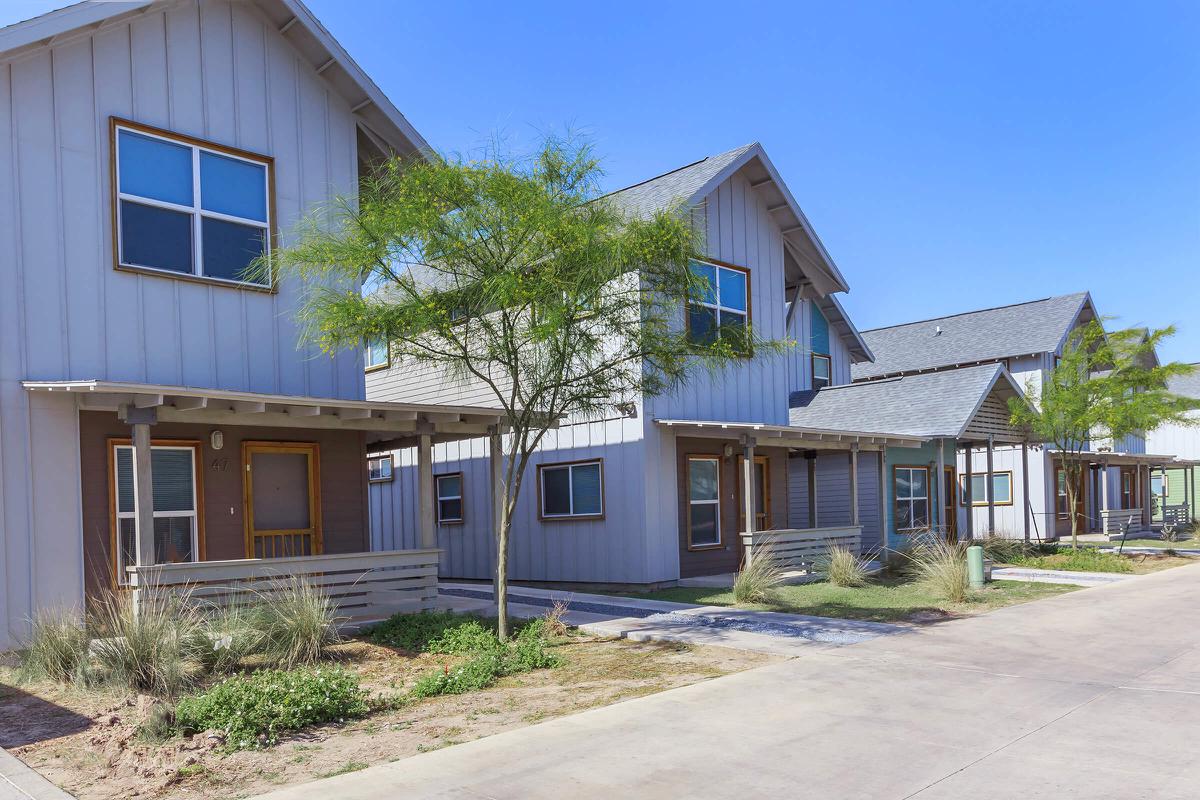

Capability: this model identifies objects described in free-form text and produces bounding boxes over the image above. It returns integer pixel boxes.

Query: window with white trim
[687,456,721,548]
[365,337,389,371]
[367,455,393,482]
[687,260,748,345]
[436,473,464,523]
[812,354,832,389]
[894,466,929,531]
[539,461,604,519]
[113,443,199,585]
[114,120,271,287]
[961,472,1013,505]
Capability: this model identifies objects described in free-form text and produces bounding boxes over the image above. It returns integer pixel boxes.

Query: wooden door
[943,466,957,541]
[243,442,322,558]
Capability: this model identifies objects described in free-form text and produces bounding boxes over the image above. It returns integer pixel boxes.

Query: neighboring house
[367,143,924,586]
[851,293,1185,540]
[1146,367,1200,526]
[0,0,506,650]
[788,363,1028,549]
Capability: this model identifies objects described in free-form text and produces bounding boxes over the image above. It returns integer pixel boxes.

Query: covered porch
[23,379,509,621]
[655,419,925,577]
[1053,449,1194,537]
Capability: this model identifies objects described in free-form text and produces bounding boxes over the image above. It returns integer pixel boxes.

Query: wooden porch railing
[1161,504,1192,526]
[740,526,862,573]
[1098,508,1143,535]
[128,549,441,625]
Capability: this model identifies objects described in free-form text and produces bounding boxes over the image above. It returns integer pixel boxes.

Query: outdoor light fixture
[210,430,224,451]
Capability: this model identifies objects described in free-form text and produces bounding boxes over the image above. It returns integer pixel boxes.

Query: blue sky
[5,1,1199,360]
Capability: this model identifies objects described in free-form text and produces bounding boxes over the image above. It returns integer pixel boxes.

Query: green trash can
[967,545,985,589]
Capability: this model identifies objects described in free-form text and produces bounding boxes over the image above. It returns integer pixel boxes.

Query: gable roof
[852,292,1095,381]
[1168,364,1200,399]
[605,142,851,297]
[0,0,429,159]
[789,363,1024,441]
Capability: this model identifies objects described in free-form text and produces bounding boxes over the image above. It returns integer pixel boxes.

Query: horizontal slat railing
[129,548,441,624]
[1099,508,1143,534]
[740,526,862,573]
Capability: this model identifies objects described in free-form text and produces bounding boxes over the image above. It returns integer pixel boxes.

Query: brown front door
[943,466,957,541]
[1055,467,1087,535]
[243,442,322,558]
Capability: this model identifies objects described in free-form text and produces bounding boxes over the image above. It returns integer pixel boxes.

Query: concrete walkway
[0,748,75,800]
[991,566,1133,586]
[253,562,1200,800]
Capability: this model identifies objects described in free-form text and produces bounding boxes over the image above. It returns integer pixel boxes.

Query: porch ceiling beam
[384,409,419,422]
[335,407,374,420]
[285,405,322,417]
[423,412,462,423]
[232,400,267,414]
[133,394,164,408]
[171,396,208,411]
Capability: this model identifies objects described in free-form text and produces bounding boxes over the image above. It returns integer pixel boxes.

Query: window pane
[366,338,388,368]
[571,464,602,515]
[993,474,1012,504]
[368,457,392,481]
[896,502,913,530]
[116,447,134,514]
[120,200,193,273]
[718,267,747,311]
[153,516,194,564]
[200,151,267,222]
[813,355,831,380]
[911,469,928,498]
[912,499,929,528]
[691,262,717,305]
[152,449,194,512]
[969,475,986,501]
[688,459,719,502]
[895,469,912,499]
[438,475,462,498]
[689,504,719,546]
[721,311,747,337]
[542,467,571,515]
[118,130,193,206]
[439,498,463,522]
[688,304,717,345]
[202,217,267,283]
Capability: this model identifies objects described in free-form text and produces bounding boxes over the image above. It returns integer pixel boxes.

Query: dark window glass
[152,516,194,563]
[542,467,571,515]
[688,304,718,345]
[571,464,602,516]
[120,200,193,273]
[202,217,267,283]
[439,498,463,522]
[689,504,719,546]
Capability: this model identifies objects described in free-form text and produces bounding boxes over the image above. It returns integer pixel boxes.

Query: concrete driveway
[254,564,1200,800]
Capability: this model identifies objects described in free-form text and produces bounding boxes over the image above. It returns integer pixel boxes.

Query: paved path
[991,566,1132,586]
[255,564,1200,800]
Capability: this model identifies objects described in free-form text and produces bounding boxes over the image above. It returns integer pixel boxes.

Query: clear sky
[4,1,1199,360]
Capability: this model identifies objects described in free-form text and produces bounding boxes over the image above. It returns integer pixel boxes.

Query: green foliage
[175,668,369,751]
[367,610,475,652]
[410,652,505,698]
[89,593,203,696]
[906,535,970,603]
[190,600,265,675]
[1009,321,1199,547]
[819,544,869,588]
[978,535,1050,563]
[733,549,786,604]
[1009,548,1133,574]
[20,608,90,684]
[252,578,342,668]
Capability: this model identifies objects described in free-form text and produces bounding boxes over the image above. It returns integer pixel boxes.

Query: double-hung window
[686,456,721,548]
[367,455,393,483]
[114,119,272,287]
[112,442,200,585]
[812,354,832,389]
[436,473,464,524]
[539,460,604,519]
[961,472,1014,506]
[687,260,749,346]
[894,466,929,532]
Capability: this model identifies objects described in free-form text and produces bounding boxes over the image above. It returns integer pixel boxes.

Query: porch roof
[1050,449,1193,468]
[22,379,511,448]
[654,418,926,451]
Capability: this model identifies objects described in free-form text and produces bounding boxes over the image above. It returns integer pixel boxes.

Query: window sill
[686,542,724,551]
[368,477,394,484]
[539,514,605,523]
[438,519,465,526]
[115,262,276,294]
[365,363,391,374]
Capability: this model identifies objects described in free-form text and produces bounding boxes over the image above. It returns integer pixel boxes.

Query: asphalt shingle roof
[852,293,1091,381]
[1167,365,1200,399]
[603,143,759,219]
[789,363,1017,438]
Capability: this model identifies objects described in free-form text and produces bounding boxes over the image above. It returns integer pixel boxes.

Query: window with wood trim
[686,260,749,346]
[1121,468,1137,509]
[1055,468,1069,518]
[686,456,722,548]
[812,354,832,389]
[538,460,603,520]
[111,441,201,585]
[436,473,464,524]
[112,118,273,288]
[960,472,1014,506]
[367,455,393,483]
[894,466,930,531]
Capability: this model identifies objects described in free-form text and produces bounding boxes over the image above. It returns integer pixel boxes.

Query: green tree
[1008,320,1198,548]
[263,136,779,638]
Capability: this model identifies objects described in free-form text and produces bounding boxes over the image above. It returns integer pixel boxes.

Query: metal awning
[22,379,510,448]
[654,419,926,451]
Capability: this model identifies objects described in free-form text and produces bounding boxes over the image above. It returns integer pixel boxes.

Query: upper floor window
[812,354,832,389]
[686,260,749,345]
[113,119,272,288]
[539,460,604,520]
[365,337,390,372]
[811,306,831,388]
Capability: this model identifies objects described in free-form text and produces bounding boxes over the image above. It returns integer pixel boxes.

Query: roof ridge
[859,292,1088,334]
[600,142,758,200]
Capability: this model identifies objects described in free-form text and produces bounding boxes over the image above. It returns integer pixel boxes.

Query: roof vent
[934,326,943,336]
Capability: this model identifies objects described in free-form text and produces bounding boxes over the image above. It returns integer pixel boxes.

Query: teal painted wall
[882,439,958,550]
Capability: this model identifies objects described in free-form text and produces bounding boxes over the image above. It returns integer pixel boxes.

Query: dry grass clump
[906,534,970,603]
[20,607,90,683]
[733,549,785,605]
[819,544,869,588]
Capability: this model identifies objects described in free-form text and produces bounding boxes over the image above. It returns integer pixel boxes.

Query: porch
[22,379,510,613]
[1055,450,1190,538]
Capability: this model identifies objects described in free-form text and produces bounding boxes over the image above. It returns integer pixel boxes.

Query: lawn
[1002,546,1196,575]
[1101,539,1200,550]
[620,577,1077,624]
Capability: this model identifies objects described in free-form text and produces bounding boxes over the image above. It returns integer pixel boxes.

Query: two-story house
[847,293,1185,541]
[366,143,926,586]
[1146,367,1200,527]
[0,0,507,650]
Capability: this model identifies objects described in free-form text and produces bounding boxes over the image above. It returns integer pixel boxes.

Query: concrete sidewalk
[253,562,1200,800]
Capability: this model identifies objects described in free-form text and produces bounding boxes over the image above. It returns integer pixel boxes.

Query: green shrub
[367,610,471,652]
[404,615,561,699]
[906,535,970,603]
[1012,548,1133,574]
[20,608,90,683]
[819,545,868,588]
[979,535,1031,564]
[410,652,504,698]
[253,578,341,668]
[89,592,202,695]
[733,549,785,605]
[425,618,499,655]
[176,667,369,750]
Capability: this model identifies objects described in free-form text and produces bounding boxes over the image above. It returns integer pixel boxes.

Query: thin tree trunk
[495,499,511,641]
[1065,460,1080,550]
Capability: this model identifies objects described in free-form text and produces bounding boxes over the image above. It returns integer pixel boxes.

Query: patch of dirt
[1,635,775,800]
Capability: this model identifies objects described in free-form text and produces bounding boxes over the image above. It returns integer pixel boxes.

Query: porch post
[806,450,818,529]
[963,443,974,540]
[1141,464,1151,531]
[986,434,996,536]
[742,436,757,537]
[1021,441,1031,542]
[1186,466,1193,524]
[417,433,436,549]
[132,421,156,572]
[877,450,888,552]
[1099,460,1110,514]
[849,444,860,528]
[936,439,946,536]
[488,426,504,608]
